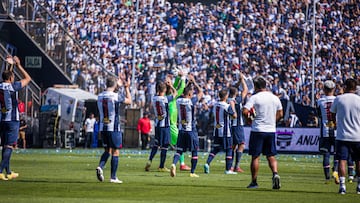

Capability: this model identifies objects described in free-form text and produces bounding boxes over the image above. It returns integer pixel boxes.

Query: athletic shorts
[231,126,245,145]
[101,131,122,149]
[213,135,233,150]
[0,121,20,146]
[154,126,170,147]
[248,131,277,157]
[335,140,360,161]
[176,130,199,152]
[319,137,336,154]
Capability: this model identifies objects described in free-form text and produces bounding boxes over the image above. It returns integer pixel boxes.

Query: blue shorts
[154,126,170,147]
[248,131,277,157]
[0,121,20,146]
[319,137,336,154]
[101,131,122,149]
[176,130,199,152]
[335,140,360,161]
[213,135,233,150]
[231,126,245,145]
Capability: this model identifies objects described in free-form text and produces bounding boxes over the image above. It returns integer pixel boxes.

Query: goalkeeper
[168,68,191,171]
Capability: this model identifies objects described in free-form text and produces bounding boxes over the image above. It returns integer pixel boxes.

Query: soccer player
[96,75,131,183]
[170,74,203,177]
[145,77,177,172]
[204,88,237,175]
[0,56,31,180]
[330,78,360,194]
[243,76,283,189]
[168,69,191,171]
[228,73,248,173]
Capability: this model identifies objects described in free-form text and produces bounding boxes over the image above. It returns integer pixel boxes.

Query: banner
[243,127,320,154]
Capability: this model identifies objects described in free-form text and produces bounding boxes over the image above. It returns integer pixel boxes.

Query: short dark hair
[183,85,193,96]
[2,70,13,81]
[229,87,237,97]
[156,81,167,93]
[344,78,357,92]
[253,76,267,90]
[218,89,228,100]
[106,77,117,88]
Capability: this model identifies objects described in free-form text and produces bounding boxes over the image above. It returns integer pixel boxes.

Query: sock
[273,172,278,177]
[333,160,339,172]
[99,151,110,169]
[159,148,167,168]
[235,151,243,168]
[206,153,215,165]
[179,154,185,165]
[191,151,198,174]
[110,156,119,179]
[348,167,354,178]
[339,176,346,190]
[324,167,330,179]
[225,148,232,171]
[149,146,158,161]
[358,177,360,190]
[173,152,181,165]
[0,148,13,174]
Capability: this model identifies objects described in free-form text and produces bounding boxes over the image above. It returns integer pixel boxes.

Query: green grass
[0,149,358,203]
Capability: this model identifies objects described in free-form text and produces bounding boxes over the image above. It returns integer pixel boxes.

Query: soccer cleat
[324,179,331,184]
[158,167,170,172]
[357,187,360,194]
[190,173,199,178]
[96,167,104,182]
[333,171,340,184]
[110,178,123,184]
[170,164,176,177]
[225,170,237,175]
[272,174,281,189]
[145,161,151,171]
[234,167,244,173]
[247,182,258,189]
[348,176,354,183]
[180,164,191,171]
[338,188,346,195]
[6,172,19,180]
[0,173,8,181]
[204,164,210,174]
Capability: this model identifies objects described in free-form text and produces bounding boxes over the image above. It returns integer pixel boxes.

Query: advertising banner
[243,127,320,154]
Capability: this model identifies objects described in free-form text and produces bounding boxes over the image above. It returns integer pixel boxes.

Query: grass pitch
[0,149,358,203]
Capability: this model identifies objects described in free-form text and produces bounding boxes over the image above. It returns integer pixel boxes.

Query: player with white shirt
[145,77,177,172]
[96,75,131,184]
[243,76,283,189]
[330,78,360,195]
[170,74,203,178]
[204,88,237,175]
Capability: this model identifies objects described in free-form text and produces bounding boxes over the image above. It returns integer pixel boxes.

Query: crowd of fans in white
[12,0,360,113]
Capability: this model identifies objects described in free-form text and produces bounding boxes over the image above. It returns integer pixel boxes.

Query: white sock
[358,177,360,189]
[340,176,346,189]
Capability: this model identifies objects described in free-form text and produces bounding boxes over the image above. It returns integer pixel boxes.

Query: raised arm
[13,56,31,88]
[188,74,203,101]
[237,73,248,101]
[166,77,178,98]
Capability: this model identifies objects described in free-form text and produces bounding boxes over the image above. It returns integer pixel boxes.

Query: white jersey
[228,96,244,127]
[153,95,173,127]
[84,117,96,133]
[0,81,22,122]
[213,101,235,137]
[317,95,336,138]
[330,93,360,142]
[177,97,197,132]
[244,91,282,133]
[97,91,125,132]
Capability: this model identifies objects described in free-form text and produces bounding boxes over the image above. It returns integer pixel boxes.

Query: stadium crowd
[14,0,360,119]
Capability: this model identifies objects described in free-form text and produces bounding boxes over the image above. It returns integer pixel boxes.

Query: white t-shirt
[84,117,96,133]
[330,93,360,142]
[244,91,283,133]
